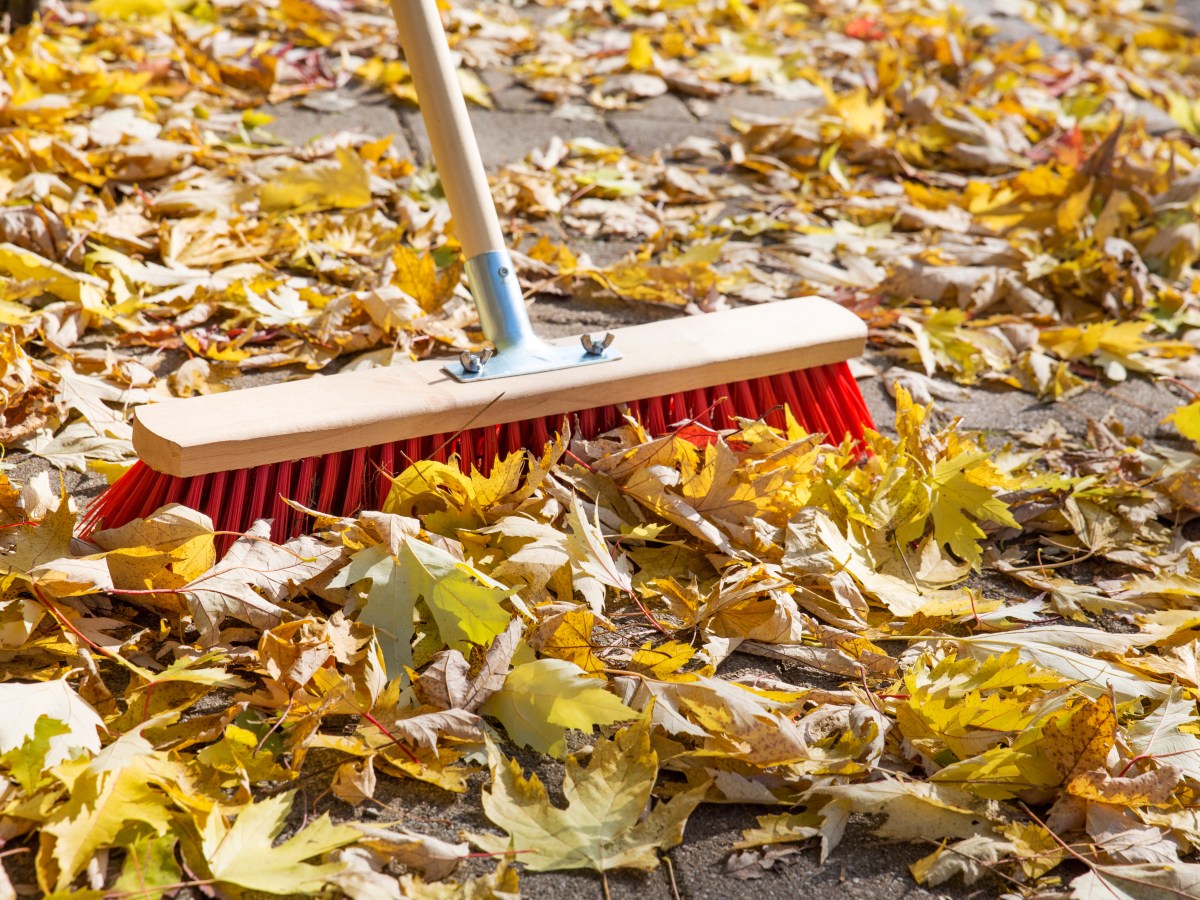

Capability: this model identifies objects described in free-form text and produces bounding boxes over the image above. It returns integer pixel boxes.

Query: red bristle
[291,457,317,534]
[528,416,549,452]
[378,442,395,478]
[376,444,395,510]
[207,469,230,536]
[270,460,295,542]
[248,464,272,525]
[833,361,874,437]
[183,472,207,510]
[480,424,499,467]
[578,406,598,436]
[163,474,187,506]
[315,452,343,515]
[78,460,144,535]
[435,433,450,466]
[401,438,422,470]
[85,362,874,544]
[686,388,710,426]
[730,379,759,423]
[667,392,688,427]
[343,447,368,515]
[710,385,733,430]
[224,469,250,538]
[754,377,784,430]
[809,366,851,442]
[644,395,668,434]
[459,429,477,472]
[792,370,833,437]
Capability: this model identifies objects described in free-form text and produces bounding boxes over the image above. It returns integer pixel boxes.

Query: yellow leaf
[94,503,216,596]
[471,719,704,870]
[180,332,252,363]
[478,658,637,757]
[89,0,184,18]
[1001,822,1064,879]
[391,245,463,314]
[0,242,107,308]
[1049,691,1117,786]
[1055,177,1093,232]
[241,109,275,128]
[1166,400,1200,444]
[628,640,697,680]
[195,792,359,893]
[259,147,372,214]
[457,69,494,109]
[531,608,606,673]
[527,234,578,273]
[833,88,886,137]
[629,33,655,71]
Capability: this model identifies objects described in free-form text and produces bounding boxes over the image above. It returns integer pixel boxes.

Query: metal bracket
[444,250,622,383]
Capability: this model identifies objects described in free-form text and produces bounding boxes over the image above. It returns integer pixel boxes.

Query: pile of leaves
[6,0,1200,896]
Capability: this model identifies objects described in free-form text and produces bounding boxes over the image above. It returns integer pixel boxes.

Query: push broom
[81,0,875,543]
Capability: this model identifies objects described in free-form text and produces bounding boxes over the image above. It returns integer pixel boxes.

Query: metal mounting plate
[443,342,622,382]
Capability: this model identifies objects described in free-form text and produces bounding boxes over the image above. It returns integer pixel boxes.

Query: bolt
[497,266,510,278]
[581,332,616,357]
[458,347,494,374]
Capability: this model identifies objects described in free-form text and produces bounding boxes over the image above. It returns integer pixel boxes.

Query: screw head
[497,266,510,278]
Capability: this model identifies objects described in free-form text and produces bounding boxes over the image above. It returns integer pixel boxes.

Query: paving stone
[607,92,719,154]
[957,0,1066,53]
[609,114,724,156]
[700,89,826,122]
[401,106,619,169]
[621,92,695,122]
[478,66,551,113]
[261,87,411,153]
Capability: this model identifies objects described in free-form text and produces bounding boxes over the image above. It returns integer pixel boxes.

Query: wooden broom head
[133,296,867,478]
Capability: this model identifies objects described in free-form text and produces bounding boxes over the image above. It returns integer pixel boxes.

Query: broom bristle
[80,363,873,545]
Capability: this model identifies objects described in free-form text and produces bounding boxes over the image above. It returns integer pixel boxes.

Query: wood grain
[134,297,867,476]
[389,0,505,259]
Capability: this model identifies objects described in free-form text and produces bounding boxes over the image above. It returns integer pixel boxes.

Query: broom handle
[388,0,541,352]
[389,0,504,258]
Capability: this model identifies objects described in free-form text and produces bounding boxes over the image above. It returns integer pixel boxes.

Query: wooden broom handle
[388,0,505,259]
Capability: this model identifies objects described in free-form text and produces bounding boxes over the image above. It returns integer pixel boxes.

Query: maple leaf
[529,606,607,673]
[478,657,637,757]
[391,244,463,314]
[182,521,338,645]
[39,730,183,892]
[188,791,359,894]
[472,718,706,872]
[1070,862,1200,899]
[1124,685,1200,784]
[564,495,635,612]
[94,503,216,601]
[806,781,996,858]
[335,537,515,676]
[112,833,183,900]
[259,147,372,213]
[895,444,1018,570]
[1167,400,1200,444]
[0,484,75,595]
[0,679,103,767]
[931,693,1117,800]
[948,627,1167,703]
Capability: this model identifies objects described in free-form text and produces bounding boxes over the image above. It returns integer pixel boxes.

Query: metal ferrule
[447,249,621,382]
[464,250,541,352]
